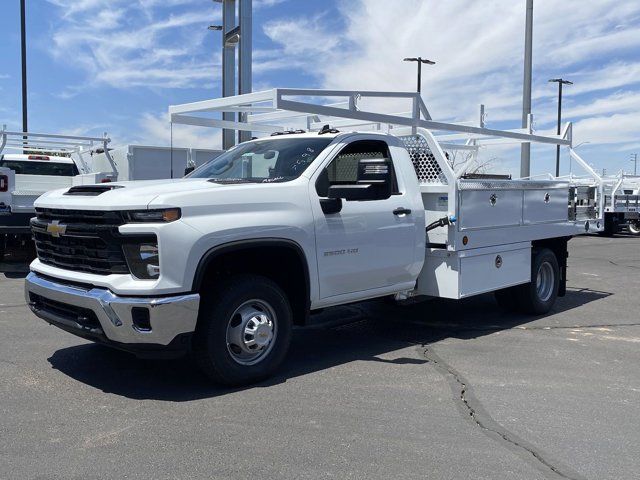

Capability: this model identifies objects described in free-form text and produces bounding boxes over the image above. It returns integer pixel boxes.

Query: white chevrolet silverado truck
[24,89,597,385]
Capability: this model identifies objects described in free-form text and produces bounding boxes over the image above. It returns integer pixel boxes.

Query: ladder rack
[0,127,114,174]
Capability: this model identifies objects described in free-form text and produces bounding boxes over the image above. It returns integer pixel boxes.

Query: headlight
[123,241,160,279]
[124,208,181,223]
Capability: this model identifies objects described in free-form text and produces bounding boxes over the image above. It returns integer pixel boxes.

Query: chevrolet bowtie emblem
[47,220,67,238]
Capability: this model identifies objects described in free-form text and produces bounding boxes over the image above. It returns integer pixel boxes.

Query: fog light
[123,241,160,279]
[147,264,160,277]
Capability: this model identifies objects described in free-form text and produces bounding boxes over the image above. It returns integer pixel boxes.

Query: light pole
[520,0,534,178]
[403,57,435,94]
[211,0,253,148]
[548,78,572,177]
[20,0,28,149]
[632,153,638,175]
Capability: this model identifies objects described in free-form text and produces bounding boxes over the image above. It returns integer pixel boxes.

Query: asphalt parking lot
[1,235,639,480]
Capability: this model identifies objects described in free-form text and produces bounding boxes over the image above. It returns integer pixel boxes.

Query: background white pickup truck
[0,130,119,260]
[0,153,113,259]
[24,125,594,385]
[0,128,223,260]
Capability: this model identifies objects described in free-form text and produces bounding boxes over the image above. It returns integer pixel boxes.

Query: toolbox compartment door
[459,245,531,298]
[417,243,531,299]
[458,189,522,230]
[523,188,568,224]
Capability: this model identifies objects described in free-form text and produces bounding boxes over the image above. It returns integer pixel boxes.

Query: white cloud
[260,0,640,173]
[263,14,340,56]
[572,112,640,147]
[137,112,222,149]
[255,0,288,9]
[45,1,219,92]
[37,0,640,167]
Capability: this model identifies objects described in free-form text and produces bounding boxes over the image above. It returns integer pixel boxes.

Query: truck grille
[32,208,154,276]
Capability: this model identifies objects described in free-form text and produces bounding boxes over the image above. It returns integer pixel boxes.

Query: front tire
[193,275,293,386]
[628,220,640,236]
[517,248,559,315]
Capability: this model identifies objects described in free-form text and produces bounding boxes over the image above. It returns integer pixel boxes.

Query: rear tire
[193,274,293,386]
[628,220,640,236]
[517,248,559,315]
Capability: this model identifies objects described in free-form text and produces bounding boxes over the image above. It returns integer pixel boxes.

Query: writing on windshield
[189,137,332,183]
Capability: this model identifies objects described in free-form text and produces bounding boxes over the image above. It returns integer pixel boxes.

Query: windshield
[189,137,333,183]
[0,159,79,176]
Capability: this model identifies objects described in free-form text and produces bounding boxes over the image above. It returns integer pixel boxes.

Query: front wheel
[517,248,560,315]
[193,274,293,386]
[628,220,640,236]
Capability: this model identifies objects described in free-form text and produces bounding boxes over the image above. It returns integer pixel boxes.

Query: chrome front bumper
[25,272,200,353]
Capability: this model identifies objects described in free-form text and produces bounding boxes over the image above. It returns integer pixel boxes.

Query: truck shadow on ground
[1,245,35,279]
[47,287,610,402]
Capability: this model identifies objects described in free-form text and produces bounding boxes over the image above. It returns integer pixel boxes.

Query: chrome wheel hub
[536,261,554,302]
[226,300,277,365]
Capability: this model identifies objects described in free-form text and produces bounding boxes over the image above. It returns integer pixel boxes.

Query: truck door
[311,139,420,299]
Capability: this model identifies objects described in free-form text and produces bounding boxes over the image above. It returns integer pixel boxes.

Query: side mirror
[184,165,195,176]
[328,158,392,201]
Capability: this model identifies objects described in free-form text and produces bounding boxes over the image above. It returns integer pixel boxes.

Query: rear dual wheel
[494,248,559,315]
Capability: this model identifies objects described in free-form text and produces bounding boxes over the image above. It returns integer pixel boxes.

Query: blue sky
[1,0,639,177]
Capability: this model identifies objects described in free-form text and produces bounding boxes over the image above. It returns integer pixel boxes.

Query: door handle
[393,207,412,216]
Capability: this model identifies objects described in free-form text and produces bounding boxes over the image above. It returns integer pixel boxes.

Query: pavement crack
[607,260,640,270]
[515,322,640,331]
[422,347,587,480]
[0,303,28,309]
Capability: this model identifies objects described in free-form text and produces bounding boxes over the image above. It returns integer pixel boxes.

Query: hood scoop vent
[64,185,124,196]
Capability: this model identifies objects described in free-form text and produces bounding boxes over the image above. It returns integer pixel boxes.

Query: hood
[34,178,219,210]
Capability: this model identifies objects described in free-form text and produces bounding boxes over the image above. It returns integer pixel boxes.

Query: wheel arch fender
[532,237,570,297]
[192,238,311,325]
